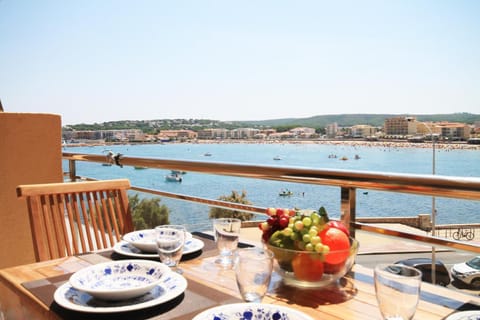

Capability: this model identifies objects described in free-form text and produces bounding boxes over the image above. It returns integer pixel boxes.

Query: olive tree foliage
[129,194,170,230]
[208,190,254,221]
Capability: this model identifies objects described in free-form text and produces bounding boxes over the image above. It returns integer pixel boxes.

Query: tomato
[327,220,350,236]
[291,253,324,281]
[319,227,350,265]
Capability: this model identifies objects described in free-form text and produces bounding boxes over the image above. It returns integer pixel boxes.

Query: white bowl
[69,260,170,300]
[123,229,192,253]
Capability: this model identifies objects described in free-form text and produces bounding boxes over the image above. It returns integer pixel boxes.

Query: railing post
[69,159,77,182]
[341,187,356,238]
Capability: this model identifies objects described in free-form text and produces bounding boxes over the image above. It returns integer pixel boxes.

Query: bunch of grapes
[258,208,295,243]
[259,207,330,253]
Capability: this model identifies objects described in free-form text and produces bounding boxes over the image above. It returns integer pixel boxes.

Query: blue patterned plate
[54,271,187,313]
[69,260,169,300]
[192,303,314,320]
[113,238,204,258]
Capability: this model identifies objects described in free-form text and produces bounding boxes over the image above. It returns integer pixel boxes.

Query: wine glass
[213,218,241,268]
[155,225,186,273]
[374,264,422,320]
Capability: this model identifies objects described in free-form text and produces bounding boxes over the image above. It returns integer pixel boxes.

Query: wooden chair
[17,179,134,262]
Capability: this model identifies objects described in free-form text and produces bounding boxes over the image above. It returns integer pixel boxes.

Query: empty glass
[213,218,241,268]
[155,225,186,273]
[234,247,273,302]
[374,264,422,320]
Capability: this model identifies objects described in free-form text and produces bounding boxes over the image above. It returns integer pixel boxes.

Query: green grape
[311,235,321,245]
[310,212,320,225]
[314,243,324,253]
[322,245,330,255]
[282,227,293,237]
[294,220,304,231]
[302,233,311,243]
[302,217,312,227]
[308,227,318,237]
[305,243,314,251]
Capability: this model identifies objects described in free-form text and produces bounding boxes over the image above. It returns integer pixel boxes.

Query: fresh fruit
[292,253,324,281]
[319,227,350,265]
[260,206,353,280]
[327,220,350,236]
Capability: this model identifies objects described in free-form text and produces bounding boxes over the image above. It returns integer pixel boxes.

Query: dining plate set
[53,228,204,313]
[53,259,187,313]
[115,229,205,258]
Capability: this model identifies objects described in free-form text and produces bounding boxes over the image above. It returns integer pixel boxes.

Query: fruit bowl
[266,237,359,288]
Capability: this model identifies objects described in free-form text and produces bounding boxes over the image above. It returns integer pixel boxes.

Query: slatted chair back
[16,179,134,262]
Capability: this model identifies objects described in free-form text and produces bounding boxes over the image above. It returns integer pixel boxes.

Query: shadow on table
[270,275,358,308]
[51,292,185,320]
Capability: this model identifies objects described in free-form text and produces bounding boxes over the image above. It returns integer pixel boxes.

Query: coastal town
[63,115,480,149]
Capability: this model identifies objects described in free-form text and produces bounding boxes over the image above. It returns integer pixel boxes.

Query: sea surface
[63,142,480,232]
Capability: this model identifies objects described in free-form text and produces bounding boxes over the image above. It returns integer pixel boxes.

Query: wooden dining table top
[0,232,479,320]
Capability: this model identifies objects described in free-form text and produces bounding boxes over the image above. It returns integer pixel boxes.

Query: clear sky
[1,0,479,125]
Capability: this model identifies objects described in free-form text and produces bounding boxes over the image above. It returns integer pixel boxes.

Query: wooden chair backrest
[17,179,134,262]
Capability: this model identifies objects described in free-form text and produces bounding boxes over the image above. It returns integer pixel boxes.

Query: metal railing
[63,151,480,253]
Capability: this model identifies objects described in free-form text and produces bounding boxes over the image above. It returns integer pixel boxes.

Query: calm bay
[64,142,480,232]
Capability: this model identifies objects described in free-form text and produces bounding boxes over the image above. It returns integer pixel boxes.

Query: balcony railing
[63,151,480,254]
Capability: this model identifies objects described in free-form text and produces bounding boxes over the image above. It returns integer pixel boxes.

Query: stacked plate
[114,229,205,258]
[54,260,187,313]
[193,303,314,320]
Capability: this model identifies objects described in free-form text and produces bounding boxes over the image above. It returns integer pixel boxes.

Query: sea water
[63,142,480,231]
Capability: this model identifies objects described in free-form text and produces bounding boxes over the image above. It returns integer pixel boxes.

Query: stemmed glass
[213,218,241,268]
[155,225,186,273]
[374,264,422,320]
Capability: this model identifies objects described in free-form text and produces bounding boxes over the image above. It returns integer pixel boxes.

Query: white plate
[192,303,314,320]
[123,229,193,253]
[69,260,169,300]
[113,238,204,258]
[54,271,187,313]
[445,310,480,320]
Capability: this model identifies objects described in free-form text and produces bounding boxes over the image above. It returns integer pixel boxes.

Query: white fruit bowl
[266,237,359,288]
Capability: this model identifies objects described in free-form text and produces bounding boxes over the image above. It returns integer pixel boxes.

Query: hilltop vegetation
[64,113,480,133]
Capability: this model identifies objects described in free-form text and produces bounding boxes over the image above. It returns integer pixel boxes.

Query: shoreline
[65,138,480,151]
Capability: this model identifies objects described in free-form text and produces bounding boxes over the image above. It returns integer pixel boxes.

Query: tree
[208,190,254,221]
[129,194,170,229]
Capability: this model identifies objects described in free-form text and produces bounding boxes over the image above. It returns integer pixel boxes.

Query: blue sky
[1,0,479,125]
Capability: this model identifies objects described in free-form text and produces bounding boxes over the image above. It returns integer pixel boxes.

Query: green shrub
[129,194,170,229]
[208,190,254,221]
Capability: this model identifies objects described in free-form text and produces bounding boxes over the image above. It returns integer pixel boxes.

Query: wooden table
[1,233,479,319]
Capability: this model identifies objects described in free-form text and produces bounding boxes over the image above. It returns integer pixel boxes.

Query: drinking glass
[155,225,186,273]
[213,218,241,268]
[374,264,422,320]
[234,247,273,302]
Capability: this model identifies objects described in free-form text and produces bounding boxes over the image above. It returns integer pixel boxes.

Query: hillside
[65,113,480,132]
[239,113,480,128]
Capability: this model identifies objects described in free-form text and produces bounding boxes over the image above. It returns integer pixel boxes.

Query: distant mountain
[65,113,480,132]
[236,113,480,128]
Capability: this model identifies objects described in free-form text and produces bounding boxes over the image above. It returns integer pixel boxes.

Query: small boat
[134,166,148,170]
[102,163,112,167]
[171,170,187,175]
[340,156,348,161]
[203,152,212,157]
[354,154,360,160]
[165,174,182,182]
[279,190,293,197]
[273,156,282,160]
